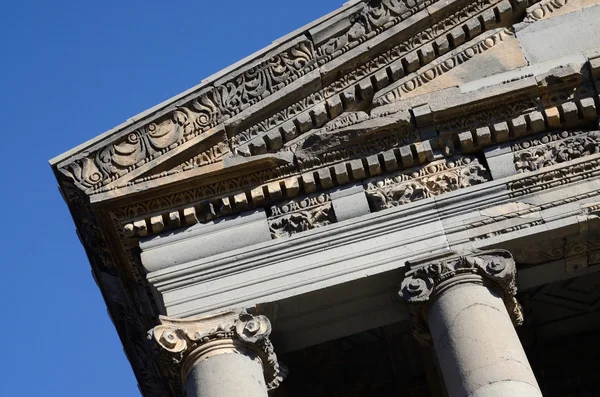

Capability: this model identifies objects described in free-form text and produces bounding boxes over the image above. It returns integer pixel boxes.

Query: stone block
[349,159,366,180]
[267,182,283,201]
[485,150,517,180]
[372,69,390,91]
[327,95,344,119]
[358,79,374,102]
[233,193,249,211]
[496,0,512,24]
[311,103,329,128]
[419,43,435,64]
[578,97,597,120]
[399,146,414,167]
[510,115,528,137]
[518,6,600,64]
[183,208,199,225]
[404,51,420,73]
[296,112,313,133]
[389,60,405,81]
[332,192,371,222]
[475,127,492,147]
[280,121,298,142]
[264,129,283,151]
[284,177,300,198]
[458,131,475,152]
[366,155,382,177]
[169,211,181,227]
[412,104,433,126]
[140,210,272,273]
[480,7,497,30]
[527,111,546,133]
[150,216,165,234]
[250,187,266,206]
[560,101,579,124]
[318,168,334,189]
[492,122,510,143]
[435,36,451,56]
[449,26,466,47]
[302,172,317,193]
[334,163,350,185]
[465,17,482,38]
[249,139,267,155]
[381,149,399,172]
[545,107,561,128]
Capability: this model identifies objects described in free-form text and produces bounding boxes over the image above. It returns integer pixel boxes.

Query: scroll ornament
[398,250,523,344]
[149,311,284,390]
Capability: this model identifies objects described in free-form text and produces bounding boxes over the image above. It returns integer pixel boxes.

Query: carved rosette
[148,310,284,390]
[398,250,523,344]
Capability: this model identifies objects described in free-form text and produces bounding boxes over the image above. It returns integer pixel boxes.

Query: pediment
[54,0,550,201]
[49,1,600,397]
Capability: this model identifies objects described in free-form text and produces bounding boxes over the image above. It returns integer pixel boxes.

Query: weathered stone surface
[50,1,600,395]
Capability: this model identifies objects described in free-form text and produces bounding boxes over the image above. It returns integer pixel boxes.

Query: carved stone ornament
[148,310,284,390]
[398,249,523,344]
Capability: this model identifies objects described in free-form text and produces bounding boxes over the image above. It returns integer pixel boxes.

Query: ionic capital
[398,249,523,344]
[148,310,284,390]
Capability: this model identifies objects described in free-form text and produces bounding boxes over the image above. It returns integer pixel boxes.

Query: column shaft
[187,352,268,397]
[428,277,541,397]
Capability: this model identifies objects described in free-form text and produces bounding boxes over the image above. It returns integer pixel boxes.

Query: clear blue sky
[0,1,339,395]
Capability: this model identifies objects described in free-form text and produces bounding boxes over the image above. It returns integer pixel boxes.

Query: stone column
[399,250,542,397]
[149,310,284,397]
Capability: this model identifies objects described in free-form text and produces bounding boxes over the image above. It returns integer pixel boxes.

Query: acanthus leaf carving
[317,0,435,64]
[268,193,335,238]
[399,250,523,344]
[365,156,490,211]
[149,310,285,391]
[60,39,316,193]
[514,130,600,173]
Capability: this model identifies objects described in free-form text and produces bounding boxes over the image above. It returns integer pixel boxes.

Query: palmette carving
[317,0,434,64]
[149,311,284,390]
[61,39,315,192]
[514,130,600,172]
[365,157,490,211]
[399,250,523,344]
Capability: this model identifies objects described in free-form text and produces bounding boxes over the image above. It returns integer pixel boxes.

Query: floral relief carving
[60,39,315,192]
[514,130,600,173]
[317,0,435,64]
[268,193,335,238]
[399,250,523,344]
[365,157,490,211]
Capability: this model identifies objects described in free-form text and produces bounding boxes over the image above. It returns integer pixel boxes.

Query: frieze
[60,38,316,193]
[469,219,545,241]
[233,91,326,148]
[317,0,435,65]
[399,249,523,344]
[509,156,600,197]
[514,130,600,172]
[268,193,335,239]
[323,0,510,98]
[294,113,419,169]
[436,97,539,134]
[365,156,490,211]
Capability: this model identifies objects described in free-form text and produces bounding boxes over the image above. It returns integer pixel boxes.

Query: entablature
[50,1,600,396]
